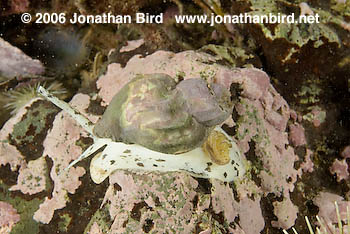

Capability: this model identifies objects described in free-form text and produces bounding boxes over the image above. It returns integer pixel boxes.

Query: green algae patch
[0,180,44,234]
[9,100,59,161]
[58,214,72,232]
[331,0,350,17]
[199,45,255,67]
[83,204,112,234]
[297,84,322,105]
[247,0,341,50]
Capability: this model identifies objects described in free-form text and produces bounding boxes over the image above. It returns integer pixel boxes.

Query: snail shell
[93,73,232,154]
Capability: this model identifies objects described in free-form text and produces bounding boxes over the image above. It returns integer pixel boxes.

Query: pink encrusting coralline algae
[9,156,47,195]
[330,145,350,182]
[313,192,350,232]
[341,145,350,159]
[0,93,98,224]
[0,99,39,171]
[0,201,20,232]
[271,197,298,229]
[0,37,44,79]
[330,159,350,182]
[33,93,98,224]
[288,123,307,147]
[91,50,310,232]
[300,149,314,173]
[0,50,315,232]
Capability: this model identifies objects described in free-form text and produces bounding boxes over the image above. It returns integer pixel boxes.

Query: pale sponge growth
[37,86,246,183]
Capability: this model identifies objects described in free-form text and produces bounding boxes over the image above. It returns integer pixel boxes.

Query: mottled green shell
[93,73,232,154]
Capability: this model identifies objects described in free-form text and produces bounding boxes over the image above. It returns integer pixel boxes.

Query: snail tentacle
[38,86,108,171]
[37,86,94,136]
